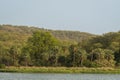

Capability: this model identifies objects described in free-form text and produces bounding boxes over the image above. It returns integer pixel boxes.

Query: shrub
[0,64,6,69]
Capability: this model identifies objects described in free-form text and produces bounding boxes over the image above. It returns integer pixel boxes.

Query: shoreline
[0,67,120,74]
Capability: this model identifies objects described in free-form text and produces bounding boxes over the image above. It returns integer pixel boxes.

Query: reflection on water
[0,73,119,80]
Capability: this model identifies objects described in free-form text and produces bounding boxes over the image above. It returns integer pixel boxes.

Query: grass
[0,67,120,74]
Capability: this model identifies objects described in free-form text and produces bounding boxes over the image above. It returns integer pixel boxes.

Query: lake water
[0,73,120,80]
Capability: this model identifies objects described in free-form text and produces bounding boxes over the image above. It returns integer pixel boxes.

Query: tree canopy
[0,25,119,67]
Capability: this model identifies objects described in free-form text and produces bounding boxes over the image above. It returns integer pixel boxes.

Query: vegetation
[0,24,120,70]
[1,67,120,74]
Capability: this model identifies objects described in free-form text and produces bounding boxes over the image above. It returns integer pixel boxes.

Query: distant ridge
[0,24,96,48]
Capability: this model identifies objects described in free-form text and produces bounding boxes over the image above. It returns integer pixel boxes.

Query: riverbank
[0,67,120,74]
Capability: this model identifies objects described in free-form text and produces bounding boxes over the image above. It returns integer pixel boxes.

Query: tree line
[0,30,120,67]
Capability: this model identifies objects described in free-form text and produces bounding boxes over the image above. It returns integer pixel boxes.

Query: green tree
[19,47,32,66]
[104,49,115,67]
[68,44,87,67]
[9,46,20,66]
[69,44,77,67]
[0,43,11,66]
[27,31,59,66]
[76,49,87,66]
[89,48,105,61]
[88,48,115,67]
[48,46,60,66]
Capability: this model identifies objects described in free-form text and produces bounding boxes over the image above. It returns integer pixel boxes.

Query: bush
[83,60,92,67]
[0,64,6,69]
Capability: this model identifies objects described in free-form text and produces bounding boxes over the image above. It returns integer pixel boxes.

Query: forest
[0,24,120,68]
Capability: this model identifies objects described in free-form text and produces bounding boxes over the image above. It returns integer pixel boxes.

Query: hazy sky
[0,0,120,34]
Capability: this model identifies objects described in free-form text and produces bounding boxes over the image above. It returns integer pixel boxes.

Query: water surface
[0,73,119,80]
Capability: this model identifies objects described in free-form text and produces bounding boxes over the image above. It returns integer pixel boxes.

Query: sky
[0,0,120,34]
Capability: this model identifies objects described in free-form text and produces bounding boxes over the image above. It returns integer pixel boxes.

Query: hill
[0,24,95,48]
[0,24,120,67]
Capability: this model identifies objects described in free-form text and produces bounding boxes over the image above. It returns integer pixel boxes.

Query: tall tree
[27,31,59,66]
[76,49,87,66]
[69,44,78,67]
[9,46,20,66]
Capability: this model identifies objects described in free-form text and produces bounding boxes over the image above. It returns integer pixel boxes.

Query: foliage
[0,64,6,69]
[1,67,120,74]
[0,25,119,67]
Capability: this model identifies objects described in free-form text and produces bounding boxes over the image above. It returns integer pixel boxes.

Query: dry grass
[0,66,120,74]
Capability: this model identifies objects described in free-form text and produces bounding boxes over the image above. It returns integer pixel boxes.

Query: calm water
[0,73,120,80]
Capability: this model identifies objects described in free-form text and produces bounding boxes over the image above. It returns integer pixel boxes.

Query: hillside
[0,25,95,48]
[0,24,120,67]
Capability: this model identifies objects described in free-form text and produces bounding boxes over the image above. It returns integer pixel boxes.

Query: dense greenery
[0,25,120,68]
